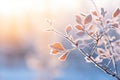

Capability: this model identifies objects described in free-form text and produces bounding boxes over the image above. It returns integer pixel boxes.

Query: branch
[51,29,120,80]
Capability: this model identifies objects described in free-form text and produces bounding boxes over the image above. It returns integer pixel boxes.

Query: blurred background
[0,0,119,80]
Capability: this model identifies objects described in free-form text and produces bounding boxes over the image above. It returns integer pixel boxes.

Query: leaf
[49,42,64,51]
[76,31,85,36]
[113,8,120,17]
[101,8,107,17]
[59,52,68,61]
[85,57,91,63]
[92,11,98,16]
[75,25,83,30]
[112,23,119,28]
[100,54,110,58]
[97,48,110,58]
[95,56,103,63]
[89,31,95,35]
[75,15,82,24]
[97,48,105,54]
[84,14,92,24]
[50,49,59,55]
[88,24,94,30]
[66,26,72,34]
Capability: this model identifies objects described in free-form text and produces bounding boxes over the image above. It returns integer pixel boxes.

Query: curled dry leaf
[76,15,82,24]
[113,8,120,17]
[84,14,92,24]
[92,11,98,16]
[75,25,83,30]
[66,26,72,34]
[49,42,64,51]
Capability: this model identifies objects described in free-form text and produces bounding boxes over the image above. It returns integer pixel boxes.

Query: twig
[90,0,119,76]
[52,28,120,80]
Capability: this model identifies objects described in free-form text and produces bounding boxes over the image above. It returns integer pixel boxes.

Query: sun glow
[0,0,47,16]
[50,0,79,12]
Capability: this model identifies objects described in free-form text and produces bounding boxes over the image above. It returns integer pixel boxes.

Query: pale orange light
[50,0,79,12]
[0,0,47,16]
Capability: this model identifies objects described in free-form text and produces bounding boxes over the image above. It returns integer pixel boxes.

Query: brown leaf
[89,31,95,35]
[50,49,59,55]
[66,26,72,34]
[97,48,105,54]
[84,14,92,24]
[75,25,83,30]
[49,42,64,51]
[75,15,81,24]
[88,24,94,30]
[113,8,120,17]
[100,54,110,58]
[59,52,68,61]
[92,11,98,16]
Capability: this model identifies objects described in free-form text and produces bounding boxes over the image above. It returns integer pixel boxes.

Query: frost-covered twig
[47,0,120,80]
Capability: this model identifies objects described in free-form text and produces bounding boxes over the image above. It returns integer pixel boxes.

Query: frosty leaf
[76,31,85,36]
[95,56,103,63]
[50,49,59,55]
[85,57,91,63]
[89,31,95,35]
[76,15,82,24]
[49,42,64,51]
[75,25,83,30]
[101,8,107,17]
[112,23,119,28]
[112,8,120,17]
[59,52,69,61]
[97,48,105,54]
[92,11,98,16]
[100,54,110,59]
[66,26,72,34]
[88,24,94,30]
[97,48,110,59]
[84,14,92,24]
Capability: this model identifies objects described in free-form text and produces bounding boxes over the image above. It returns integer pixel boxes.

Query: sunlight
[50,0,79,12]
[0,0,46,16]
